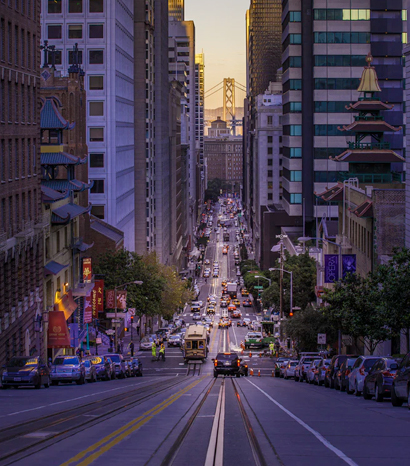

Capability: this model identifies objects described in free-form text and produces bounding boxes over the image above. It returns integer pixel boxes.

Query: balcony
[348,142,390,150]
[338,172,402,183]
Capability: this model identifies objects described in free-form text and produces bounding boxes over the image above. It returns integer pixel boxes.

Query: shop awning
[48,311,71,348]
[54,290,78,320]
[44,260,69,276]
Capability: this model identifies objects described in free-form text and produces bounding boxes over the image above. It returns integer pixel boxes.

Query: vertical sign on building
[91,286,98,319]
[96,279,104,313]
[84,294,93,323]
[82,258,92,283]
[324,254,339,283]
[105,290,115,309]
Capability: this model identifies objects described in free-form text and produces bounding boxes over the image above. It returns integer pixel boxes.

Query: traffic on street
[1,199,410,466]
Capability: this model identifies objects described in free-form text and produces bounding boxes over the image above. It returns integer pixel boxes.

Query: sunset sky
[185,0,250,110]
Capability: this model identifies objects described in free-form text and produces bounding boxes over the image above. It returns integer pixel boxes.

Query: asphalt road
[2,209,410,466]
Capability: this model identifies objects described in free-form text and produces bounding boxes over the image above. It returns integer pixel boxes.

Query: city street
[2,211,410,466]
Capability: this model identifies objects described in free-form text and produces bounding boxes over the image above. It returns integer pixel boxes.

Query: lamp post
[298,236,343,353]
[255,275,272,309]
[269,268,293,319]
[114,280,143,352]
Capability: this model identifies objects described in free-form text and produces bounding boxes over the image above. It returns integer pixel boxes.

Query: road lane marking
[61,377,205,466]
[246,380,359,466]
[205,381,225,466]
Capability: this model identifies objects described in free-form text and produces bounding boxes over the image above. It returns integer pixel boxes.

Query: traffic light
[131,316,134,323]
[124,326,128,332]
[289,309,293,317]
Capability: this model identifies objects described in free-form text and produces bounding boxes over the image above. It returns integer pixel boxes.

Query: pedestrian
[269,341,274,358]
[130,341,135,357]
[151,341,157,360]
[157,343,165,361]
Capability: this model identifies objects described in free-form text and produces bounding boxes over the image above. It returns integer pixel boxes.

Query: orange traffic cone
[258,370,261,377]
[272,371,275,377]
[249,351,252,358]
[259,352,262,358]
[250,368,254,376]
[241,348,244,355]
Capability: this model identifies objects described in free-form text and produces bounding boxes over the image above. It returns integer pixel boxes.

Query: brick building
[0,0,45,365]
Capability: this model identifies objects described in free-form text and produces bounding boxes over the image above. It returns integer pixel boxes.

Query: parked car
[103,353,126,379]
[91,356,114,381]
[168,335,182,347]
[283,360,299,379]
[391,352,410,407]
[335,357,358,392]
[1,356,50,389]
[306,359,322,384]
[129,358,143,376]
[325,355,358,389]
[295,353,322,382]
[50,356,85,385]
[347,356,379,396]
[363,357,399,401]
[313,359,331,386]
[83,358,97,383]
[242,299,252,307]
[140,336,155,351]
[274,358,289,378]
[237,320,247,327]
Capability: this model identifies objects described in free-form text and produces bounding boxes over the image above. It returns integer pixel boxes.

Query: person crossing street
[151,341,157,360]
[157,343,165,361]
[269,341,275,358]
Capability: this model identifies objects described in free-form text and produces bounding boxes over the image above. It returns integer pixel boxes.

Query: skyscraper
[195,53,205,207]
[281,0,406,230]
[168,0,184,21]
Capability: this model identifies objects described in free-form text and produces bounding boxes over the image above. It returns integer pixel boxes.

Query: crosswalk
[182,312,251,317]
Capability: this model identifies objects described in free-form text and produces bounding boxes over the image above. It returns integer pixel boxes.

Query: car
[391,351,410,407]
[140,336,155,351]
[221,280,227,287]
[103,353,127,379]
[242,299,252,307]
[90,356,114,381]
[218,318,231,328]
[274,357,289,377]
[222,248,228,254]
[213,261,219,267]
[1,356,51,389]
[313,359,331,386]
[243,318,251,326]
[363,357,399,401]
[204,259,210,266]
[325,354,358,389]
[207,304,216,314]
[83,358,97,383]
[306,359,322,384]
[232,298,241,306]
[241,289,249,297]
[220,299,228,308]
[213,271,219,278]
[203,270,210,278]
[236,270,241,276]
[228,304,236,312]
[204,318,214,328]
[347,356,379,396]
[244,332,263,349]
[192,312,201,320]
[335,357,358,392]
[50,356,85,385]
[237,320,247,327]
[168,335,182,347]
[213,352,247,378]
[232,310,242,318]
[283,360,299,379]
[295,353,322,382]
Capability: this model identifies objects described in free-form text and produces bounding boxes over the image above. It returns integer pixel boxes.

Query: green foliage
[205,178,230,202]
[239,243,248,261]
[284,305,338,352]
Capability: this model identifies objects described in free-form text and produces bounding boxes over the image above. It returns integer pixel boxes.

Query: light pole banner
[324,254,339,283]
[105,290,115,309]
[342,254,356,279]
[116,290,127,310]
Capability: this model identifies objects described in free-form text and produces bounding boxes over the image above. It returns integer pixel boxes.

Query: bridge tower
[223,78,235,122]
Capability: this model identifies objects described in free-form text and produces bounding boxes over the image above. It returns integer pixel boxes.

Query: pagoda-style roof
[41,185,70,203]
[315,183,344,202]
[357,53,381,93]
[41,152,87,166]
[40,97,75,130]
[51,203,92,225]
[43,179,93,193]
[338,120,401,133]
[73,238,94,252]
[332,149,405,164]
[345,101,393,112]
[352,200,373,218]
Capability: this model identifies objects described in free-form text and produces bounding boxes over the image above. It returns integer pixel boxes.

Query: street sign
[106,329,115,335]
[112,319,122,323]
[106,313,125,319]
[254,286,264,290]
[317,333,326,344]
[96,337,102,344]
[128,308,136,316]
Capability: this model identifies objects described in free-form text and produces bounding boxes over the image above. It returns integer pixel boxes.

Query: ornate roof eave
[43,179,94,193]
[352,200,373,218]
[41,185,70,203]
[338,121,402,133]
[331,149,405,163]
[345,101,394,112]
[41,152,87,166]
[40,97,75,130]
[314,183,344,202]
[51,203,92,225]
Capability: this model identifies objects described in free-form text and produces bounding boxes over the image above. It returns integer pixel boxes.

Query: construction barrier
[258,370,261,377]
[272,371,275,377]
[250,368,254,376]
[249,351,252,358]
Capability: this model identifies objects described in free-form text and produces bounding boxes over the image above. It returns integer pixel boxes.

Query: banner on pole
[324,254,339,283]
[342,254,356,279]
[106,290,115,309]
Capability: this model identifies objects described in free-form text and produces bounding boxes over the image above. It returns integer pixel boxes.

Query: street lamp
[114,280,143,352]
[269,268,293,319]
[254,275,272,287]
[298,236,343,353]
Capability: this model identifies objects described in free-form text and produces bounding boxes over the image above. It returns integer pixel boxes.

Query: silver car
[140,336,155,351]
[314,359,331,385]
[348,356,380,396]
[284,360,299,379]
[83,358,97,383]
[50,356,85,385]
[306,359,322,384]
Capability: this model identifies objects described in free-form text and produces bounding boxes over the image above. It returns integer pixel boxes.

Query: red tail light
[359,367,365,375]
[345,369,350,375]
[237,360,241,367]
[302,365,305,371]
[214,360,218,367]
[382,370,394,377]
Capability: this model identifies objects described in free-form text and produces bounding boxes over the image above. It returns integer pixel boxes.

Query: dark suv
[213,352,248,378]
[325,354,358,389]
[391,352,410,407]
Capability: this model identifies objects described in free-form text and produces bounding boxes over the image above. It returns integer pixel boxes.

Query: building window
[54,50,62,65]
[68,50,83,64]
[267,116,272,125]
[48,0,62,13]
[314,101,350,113]
[268,159,273,166]
[89,50,103,64]
[48,25,62,39]
[314,55,367,67]
[267,136,273,144]
[314,78,360,90]
[89,153,104,168]
[290,170,302,182]
[89,101,104,116]
[284,102,302,113]
[69,0,82,13]
[89,75,104,90]
[89,24,103,39]
[313,9,370,21]
[289,11,301,22]
[314,32,370,44]
[68,24,82,39]
[89,0,104,13]
[267,147,273,155]
[286,125,302,136]
[290,193,302,204]
[91,205,104,219]
[90,179,104,193]
[314,171,339,182]
[268,170,273,178]
[89,127,104,141]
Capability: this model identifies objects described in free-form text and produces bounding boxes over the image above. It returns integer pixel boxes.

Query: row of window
[0,80,37,125]
[314,125,352,136]
[0,19,37,70]
[48,24,104,40]
[283,10,301,28]
[283,56,301,70]
[314,55,367,67]
[0,138,37,183]
[45,49,105,66]
[283,125,302,136]
[283,79,302,92]
[47,0,104,14]
[283,147,302,159]
[314,32,370,44]
[284,102,302,114]
[314,78,360,90]
[314,101,350,113]
[2,0,37,18]
[313,9,370,21]
[0,190,38,239]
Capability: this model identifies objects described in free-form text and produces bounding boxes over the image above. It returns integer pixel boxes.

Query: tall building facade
[0,1,45,365]
[40,0,135,250]
[168,0,184,21]
[195,53,205,210]
[281,0,407,230]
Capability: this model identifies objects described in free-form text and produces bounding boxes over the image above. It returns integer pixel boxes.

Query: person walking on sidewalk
[157,343,165,361]
[130,341,135,357]
[151,341,157,360]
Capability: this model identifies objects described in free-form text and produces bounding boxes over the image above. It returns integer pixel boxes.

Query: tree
[205,178,230,202]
